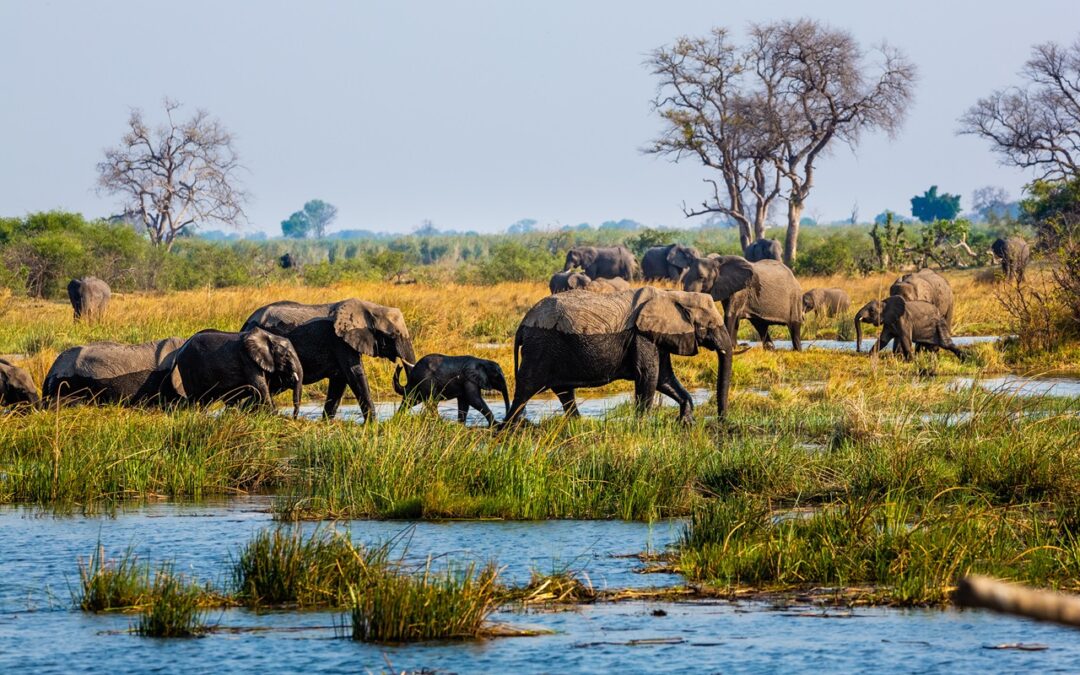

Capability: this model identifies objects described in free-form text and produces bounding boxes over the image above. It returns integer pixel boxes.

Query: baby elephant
[167,328,304,416]
[802,288,851,316]
[870,296,966,361]
[393,354,510,426]
[0,358,40,409]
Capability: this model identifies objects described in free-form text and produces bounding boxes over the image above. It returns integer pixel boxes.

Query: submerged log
[955,575,1080,629]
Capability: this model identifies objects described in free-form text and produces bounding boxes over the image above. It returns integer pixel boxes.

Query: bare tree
[750,19,917,264]
[97,99,247,249]
[645,29,783,250]
[646,21,916,264]
[959,37,1080,182]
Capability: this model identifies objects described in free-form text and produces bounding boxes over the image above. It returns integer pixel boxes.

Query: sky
[1,0,1078,236]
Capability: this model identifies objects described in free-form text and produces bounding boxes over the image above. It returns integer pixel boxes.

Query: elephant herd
[0,232,1028,424]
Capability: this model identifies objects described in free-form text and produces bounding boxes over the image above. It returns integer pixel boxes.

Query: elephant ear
[666,245,695,268]
[332,299,378,356]
[711,256,755,301]
[634,290,699,356]
[242,329,276,372]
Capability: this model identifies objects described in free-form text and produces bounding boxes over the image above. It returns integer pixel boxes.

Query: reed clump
[232,527,388,608]
[349,560,500,642]
[76,544,152,611]
[134,566,207,637]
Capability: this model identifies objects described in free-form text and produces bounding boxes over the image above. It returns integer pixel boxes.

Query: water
[746,335,1001,352]
[955,374,1080,399]
[3,500,1080,672]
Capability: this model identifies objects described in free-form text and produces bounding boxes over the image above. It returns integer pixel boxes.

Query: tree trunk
[753,203,767,242]
[736,217,752,251]
[783,199,802,266]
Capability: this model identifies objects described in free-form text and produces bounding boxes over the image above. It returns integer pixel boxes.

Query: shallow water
[747,335,1001,352]
[3,499,1080,672]
[955,374,1080,399]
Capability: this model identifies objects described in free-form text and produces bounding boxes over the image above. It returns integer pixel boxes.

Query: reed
[76,544,152,611]
[134,565,207,637]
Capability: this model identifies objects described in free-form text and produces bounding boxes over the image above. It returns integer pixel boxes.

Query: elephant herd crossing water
[0,246,986,421]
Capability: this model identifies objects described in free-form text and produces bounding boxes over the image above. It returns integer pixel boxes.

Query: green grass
[134,565,207,637]
[76,544,152,612]
[349,560,500,642]
[232,527,388,608]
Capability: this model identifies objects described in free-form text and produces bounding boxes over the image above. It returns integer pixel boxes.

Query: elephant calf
[393,354,510,426]
[802,288,851,317]
[550,272,631,295]
[0,358,40,409]
[166,328,304,416]
[870,296,966,361]
[853,300,883,352]
[43,337,185,405]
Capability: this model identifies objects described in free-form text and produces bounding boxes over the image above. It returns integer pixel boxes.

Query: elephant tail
[392,363,407,397]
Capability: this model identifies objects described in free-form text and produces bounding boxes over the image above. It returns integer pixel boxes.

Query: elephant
[550,271,591,294]
[853,300,883,352]
[165,328,304,415]
[991,237,1030,282]
[0,358,40,409]
[505,287,735,425]
[870,296,966,361]
[889,269,954,328]
[241,298,416,421]
[393,354,510,426]
[683,256,802,351]
[585,277,631,294]
[743,239,783,263]
[640,244,701,281]
[562,245,639,281]
[68,276,111,322]
[42,337,185,405]
[802,288,851,316]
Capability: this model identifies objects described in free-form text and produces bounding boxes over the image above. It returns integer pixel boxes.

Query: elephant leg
[554,389,580,417]
[323,376,347,419]
[463,382,496,426]
[788,322,802,352]
[342,361,375,423]
[871,329,893,356]
[633,340,660,413]
[504,379,542,426]
[750,318,774,350]
[657,353,693,421]
[898,327,914,361]
[456,397,469,424]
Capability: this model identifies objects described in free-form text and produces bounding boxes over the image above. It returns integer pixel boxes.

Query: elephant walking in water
[43,337,185,405]
[992,237,1030,282]
[870,296,966,361]
[506,287,739,425]
[68,276,111,322]
[890,269,954,329]
[394,354,510,426]
[242,298,416,421]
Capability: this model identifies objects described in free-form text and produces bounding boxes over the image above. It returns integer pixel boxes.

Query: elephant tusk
[293,372,300,383]
[400,358,414,368]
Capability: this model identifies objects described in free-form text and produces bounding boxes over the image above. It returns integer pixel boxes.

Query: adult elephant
[242,298,416,421]
[803,288,851,317]
[684,256,803,351]
[550,271,591,294]
[889,269,954,328]
[68,276,111,322]
[640,244,701,281]
[166,328,304,416]
[0,358,40,409]
[991,237,1030,283]
[870,296,966,361]
[585,277,631,294]
[506,287,736,425]
[42,337,185,405]
[563,245,639,281]
[743,239,783,263]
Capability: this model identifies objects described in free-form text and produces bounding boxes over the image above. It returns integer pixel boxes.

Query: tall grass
[134,566,207,637]
[349,560,499,642]
[76,544,152,611]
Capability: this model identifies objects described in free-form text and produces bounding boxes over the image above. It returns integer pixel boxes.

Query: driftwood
[955,575,1080,629]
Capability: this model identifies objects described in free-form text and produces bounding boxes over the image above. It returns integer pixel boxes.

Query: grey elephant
[506,287,737,425]
[802,288,851,316]
[242,298,416,421]
[991,237,1030,282]
[585,277,631,294]
[165,328,304,416]
[563,245,639,281]
[68,276,111,322]
[640,244,701,281]
[889,269,954,328]
[853,300,883,352]
[42,337,185,405]
[743,239,783,262]
[0,358,40,409]
[393,354,510,426]
[550,271,591,294]
[870,296,966,361]
[683,256,803,351]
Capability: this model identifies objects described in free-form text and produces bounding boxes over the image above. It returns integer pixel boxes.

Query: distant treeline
[0,211,1016,299]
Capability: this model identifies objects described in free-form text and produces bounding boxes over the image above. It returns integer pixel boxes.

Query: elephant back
[891,269,953,325]
[743,260,803,323]
[520,290,636,335]
[243,301,333,333]
[47,338,185,380]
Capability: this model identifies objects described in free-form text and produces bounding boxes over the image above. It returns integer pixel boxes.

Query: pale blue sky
[1,1,1077,235]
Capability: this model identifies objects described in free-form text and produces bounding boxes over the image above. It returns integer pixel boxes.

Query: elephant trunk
[716,336,733,420]
[291,359,304,419]
[495,373,511,419]
[396,337,417,368]
[393,363,407,397]
[855,318,863,353]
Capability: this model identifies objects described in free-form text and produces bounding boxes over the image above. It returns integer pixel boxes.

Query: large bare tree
[97,99,247,249]
[959,37,1080,182]
[646,20,916,264]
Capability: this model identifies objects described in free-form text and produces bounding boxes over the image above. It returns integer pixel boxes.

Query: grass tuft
[76,544,152,611]
[134,566,207,637]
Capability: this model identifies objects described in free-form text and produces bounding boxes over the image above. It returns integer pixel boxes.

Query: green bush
[794,232,860,276]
